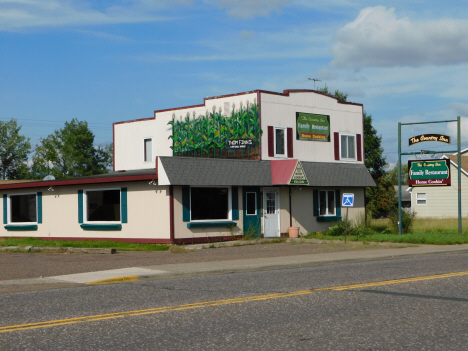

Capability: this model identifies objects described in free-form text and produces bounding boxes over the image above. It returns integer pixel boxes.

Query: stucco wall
[0,182,171,241]
[279,186,365,235]
[114,92,258,171]
[260,91,364,163]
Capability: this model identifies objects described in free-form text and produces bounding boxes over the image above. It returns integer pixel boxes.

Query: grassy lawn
[0,237,170,251]
[304,218,468,245]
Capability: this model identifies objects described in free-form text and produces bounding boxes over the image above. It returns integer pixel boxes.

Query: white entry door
[263,188,280,237]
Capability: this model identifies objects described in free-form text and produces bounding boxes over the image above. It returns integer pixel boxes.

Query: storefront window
[191,187,229,220]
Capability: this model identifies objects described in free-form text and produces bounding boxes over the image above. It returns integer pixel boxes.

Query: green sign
[408,159,451,186]
[289,161,309,185]
[296,113,330,141]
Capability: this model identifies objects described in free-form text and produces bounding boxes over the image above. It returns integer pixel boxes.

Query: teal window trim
[3,194,7,225]
[316,216,342,222]
[5,224,38,231]
[80,224,122,230]
[78,190,84,223]
[232,186,239,220]
[182,186,190,222]
[187,221,237,229]
[121,187,127,223]
[37,192,42,224]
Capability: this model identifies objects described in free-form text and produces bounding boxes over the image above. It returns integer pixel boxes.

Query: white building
[0,89,374,243]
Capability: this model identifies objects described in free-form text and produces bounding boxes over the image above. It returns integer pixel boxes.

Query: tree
[364,112,386,180]
[386,162,409,185]
[317,84,348,102]
[31,119,112,179]
[0,119,31,180]
[366,176,397,218]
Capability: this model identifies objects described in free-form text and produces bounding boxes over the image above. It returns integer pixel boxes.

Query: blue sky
[1,0,468,165]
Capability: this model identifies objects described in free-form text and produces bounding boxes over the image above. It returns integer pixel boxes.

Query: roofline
[0,173,158,191]
[441,155,468,177]
[113,88,363,126]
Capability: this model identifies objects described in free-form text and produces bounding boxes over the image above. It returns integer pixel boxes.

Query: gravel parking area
[0,241,391,281]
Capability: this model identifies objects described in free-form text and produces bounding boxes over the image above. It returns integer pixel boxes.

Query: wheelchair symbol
[342,193,354,207]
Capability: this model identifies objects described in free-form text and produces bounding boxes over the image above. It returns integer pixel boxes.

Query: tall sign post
[342,193,354,243]
[398,117,462,235]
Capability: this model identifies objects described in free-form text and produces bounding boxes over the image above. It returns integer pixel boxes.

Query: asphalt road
[1,252,467,350]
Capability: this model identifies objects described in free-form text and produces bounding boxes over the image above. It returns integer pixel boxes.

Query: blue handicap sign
[342,193,354,207]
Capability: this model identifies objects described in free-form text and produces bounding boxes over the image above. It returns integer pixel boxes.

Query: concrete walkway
[17,241,468,286]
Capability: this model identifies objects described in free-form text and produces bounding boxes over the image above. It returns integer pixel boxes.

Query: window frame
[7,192,38,225]
[143,137,153,163]
[416,192,427,205]
[190,186,232,222]
[318,190,336,217]
[245,192,257,216]
[340,133,357,161]
[274,127,287,158]
[83,188,122,224]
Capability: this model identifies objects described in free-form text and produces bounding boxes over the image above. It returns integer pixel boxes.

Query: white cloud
[0,0,172,31]
[207,0,292,19]
[332,6,468,68]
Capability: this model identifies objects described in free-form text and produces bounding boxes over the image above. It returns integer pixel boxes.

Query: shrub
[388,209,416,234]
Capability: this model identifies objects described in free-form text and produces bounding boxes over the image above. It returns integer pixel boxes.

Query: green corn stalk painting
[167,103,262,159]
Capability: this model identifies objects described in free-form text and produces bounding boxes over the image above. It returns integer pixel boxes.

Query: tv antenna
[308,78,321,89]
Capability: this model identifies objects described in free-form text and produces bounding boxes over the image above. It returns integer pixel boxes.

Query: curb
[86,275,139,285]
[0,246,116,254]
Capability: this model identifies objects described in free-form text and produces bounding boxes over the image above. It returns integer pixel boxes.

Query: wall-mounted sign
[408,159,451,186]
[408,134,450,146]
[296,113,330,142]
[289,161,309,185]
[227,138,253,150]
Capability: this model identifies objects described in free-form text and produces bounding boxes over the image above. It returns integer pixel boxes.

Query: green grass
[304,217,468,245]
[0,237,170,251]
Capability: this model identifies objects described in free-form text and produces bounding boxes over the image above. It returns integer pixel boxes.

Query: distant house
[409,150,468,218]
[394,185,411,209]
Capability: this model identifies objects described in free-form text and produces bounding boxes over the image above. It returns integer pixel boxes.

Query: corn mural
[167,103,262,159]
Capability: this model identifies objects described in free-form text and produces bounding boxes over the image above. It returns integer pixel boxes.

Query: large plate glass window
[340,134,356,161]
[10,194,36,223]
[319,190,335,216]
[275,127,286,157]
[191,187,230,221]
[86,189,121,222]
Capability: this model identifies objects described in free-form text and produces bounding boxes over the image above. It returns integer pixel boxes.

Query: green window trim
[316,216,342,222]
[3,194,7,225]
[121,187,128,223]
[232,186,239,220]
[80,224,122,230]
[187,222,237,228]
[37,192,42,224]
[182,186,190,222]
[78,190,83,223]
[5,224,38,231]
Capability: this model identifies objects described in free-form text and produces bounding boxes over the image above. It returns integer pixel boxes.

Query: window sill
[80,224,122,230]
[316,216,342,222]
[187,222,237,229]
[5,224,38,231]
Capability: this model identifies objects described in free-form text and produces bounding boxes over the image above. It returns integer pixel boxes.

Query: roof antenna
[308,78,321,89]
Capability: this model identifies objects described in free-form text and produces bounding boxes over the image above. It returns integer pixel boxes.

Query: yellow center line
[2,270,468,334]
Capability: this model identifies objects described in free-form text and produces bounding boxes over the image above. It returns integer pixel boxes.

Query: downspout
[169,185,174,244]
[257,90,262,160]
[289,186,292,227]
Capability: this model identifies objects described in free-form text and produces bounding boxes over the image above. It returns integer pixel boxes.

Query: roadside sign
[342,193,354,207]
